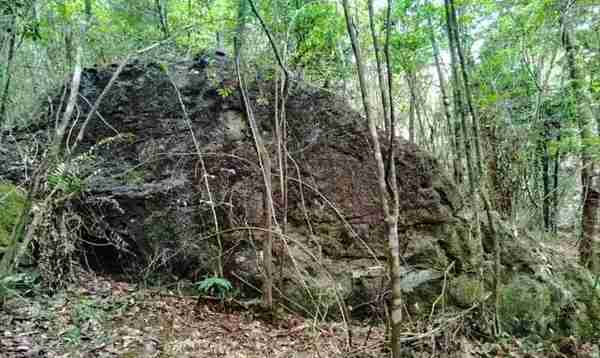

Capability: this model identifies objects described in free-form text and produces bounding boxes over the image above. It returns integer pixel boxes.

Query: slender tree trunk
[367,0,390,135]
[234,0,248,58]
[262,159,274,309]
[413,78,426,147]
[0,13,16,129]
[407,71,416,144]
[63,0,74,69]
[429,14,461,184]
[445,0,490,331]
[409,72,427,147]
[542,123,551,231]
[444,0,474,193]
[448,0,483,179]
[155,0,170,38]
[344,1,403,356]
[236,51,275,308]
[246,0,292,310]
[384,2,402,353]
[562,10,600,273]
[552,125,561,234]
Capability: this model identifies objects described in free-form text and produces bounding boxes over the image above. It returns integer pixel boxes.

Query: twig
[429,261,455,322]
[400,297,486,344]
[166,72,223,277]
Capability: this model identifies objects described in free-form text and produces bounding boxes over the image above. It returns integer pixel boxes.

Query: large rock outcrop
[0,50,483,319]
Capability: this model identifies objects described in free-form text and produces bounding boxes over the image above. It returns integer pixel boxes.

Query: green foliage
[499,275,553,336]
[124,169,145,185]
[48,134,135,193]
[47,152,95,194]
[48,162,87,193]
[449,274,486,308]
[390,0,431,73]
[195,276,233,299]
[290,2,347,80]
[552,267,600,338]
[0,183,25,249]
[0,271,39,302]
[63,297,108,345]
[217,86,233,98]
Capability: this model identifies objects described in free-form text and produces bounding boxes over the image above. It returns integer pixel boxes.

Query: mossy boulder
[498,267,600,339]
[438,224,482,272]
[551,266,600,338]
[449,274,487,308]
[0,183,25,251]
[499,275,553,336]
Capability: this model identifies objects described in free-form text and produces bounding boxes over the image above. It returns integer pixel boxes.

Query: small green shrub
[553,267,600,338]
[499,275,553,336]
[0,183,25,248]
[195,276,234,299]
[125,169,145,185]
[0,271,40,303]
[47,162,88,194]
[449,274,486,308]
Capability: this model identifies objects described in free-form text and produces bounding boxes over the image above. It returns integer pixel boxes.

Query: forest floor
[0,272,384,358]
[0,236,597,358]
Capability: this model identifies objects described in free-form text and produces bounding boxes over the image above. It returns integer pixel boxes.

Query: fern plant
[195,276,234,299]
[47,162,86,193]
[47,133,135,194]
[0,271,39,303]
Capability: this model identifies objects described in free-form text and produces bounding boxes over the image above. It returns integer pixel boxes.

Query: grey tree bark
[428,14,461,184]
[0,12,16,130]
[444,0,474,193]
[367,0,390,134]
[448,0,483,178]
[344,1,403,356]
[562,6,600,273]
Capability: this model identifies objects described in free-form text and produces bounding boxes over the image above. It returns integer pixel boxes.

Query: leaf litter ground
[1,273,385,357]
[1,272,598,357]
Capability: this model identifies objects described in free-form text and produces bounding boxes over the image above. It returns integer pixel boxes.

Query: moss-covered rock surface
[0,183,25,251]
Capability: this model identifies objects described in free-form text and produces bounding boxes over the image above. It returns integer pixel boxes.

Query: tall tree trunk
[542,122,551,231]
[405,71,416,143]
[445,0,491,331]
[429,14,461,184]
[448,0,483,179]
[444,0,474,193]
[552,125,561,234]
[262,157,274,309]
[367,0,390,135]
[64,10,74,70]
[155,0,170,38]
[562,9,600,273]
[0,13,16,130]
[246,0,292,310]
[236,51,275,308]
[234,0,248,58]
[344,1,403,356]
